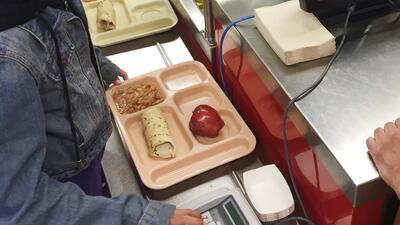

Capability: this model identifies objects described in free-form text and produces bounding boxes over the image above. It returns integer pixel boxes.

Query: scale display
[197,195,248,225]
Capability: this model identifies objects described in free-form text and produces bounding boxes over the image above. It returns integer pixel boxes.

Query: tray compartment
[194,110,241,145]
[174,85,224,115]
[132,0,171,22]
[160,63,209,91]
[150,138,251,186]
[124,105,193,167]
[94,17,174,45]
[109,76,166,116]
[84,0,131,34]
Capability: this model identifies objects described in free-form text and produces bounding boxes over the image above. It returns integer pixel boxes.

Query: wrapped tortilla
[96,0,116,31]
[142,108,175,159]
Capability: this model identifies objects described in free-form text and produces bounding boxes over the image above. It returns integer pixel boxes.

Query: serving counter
[100,0,400,224]
[101,28,284,224]
[168,0,400,224]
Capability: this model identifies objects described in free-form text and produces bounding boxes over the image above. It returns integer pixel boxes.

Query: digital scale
[178,187,262,225]
[198,194,251,225]
[176,165,294,224]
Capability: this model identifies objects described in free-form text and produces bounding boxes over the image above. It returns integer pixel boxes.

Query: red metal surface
[173,9,386,225]
[214,23,386,225]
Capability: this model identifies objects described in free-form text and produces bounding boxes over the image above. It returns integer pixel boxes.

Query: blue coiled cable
[219,14,255,95]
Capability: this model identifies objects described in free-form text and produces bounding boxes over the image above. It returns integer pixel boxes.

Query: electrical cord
[392,14,400,24]
[219,14,255,95]
[218,3,356,225]
[280,3,355,225]
[389,0,400,9]
[218,13,313,225]
[388,0,400,23]
[275,216,316,225]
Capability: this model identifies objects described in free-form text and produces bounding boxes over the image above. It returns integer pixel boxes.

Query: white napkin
[254,0,336,65]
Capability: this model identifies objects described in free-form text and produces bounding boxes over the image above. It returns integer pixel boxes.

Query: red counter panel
[174,14,386,225]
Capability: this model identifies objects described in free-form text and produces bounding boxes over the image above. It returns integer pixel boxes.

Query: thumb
[113,78,122,85]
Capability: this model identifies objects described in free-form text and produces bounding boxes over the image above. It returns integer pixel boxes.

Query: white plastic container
[243,165,295,222]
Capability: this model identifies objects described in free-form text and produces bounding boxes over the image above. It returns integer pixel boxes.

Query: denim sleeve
[0,58,175,225]
[94,46,120,86]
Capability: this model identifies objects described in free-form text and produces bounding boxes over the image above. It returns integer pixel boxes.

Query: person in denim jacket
[0,0,203,224]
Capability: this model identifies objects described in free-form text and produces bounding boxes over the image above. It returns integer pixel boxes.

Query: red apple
[189,105,225,138]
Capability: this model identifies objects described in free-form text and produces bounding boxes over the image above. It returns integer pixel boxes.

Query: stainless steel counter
[91,7,336,223]
[212,0,400,206]
[101,28,301,225]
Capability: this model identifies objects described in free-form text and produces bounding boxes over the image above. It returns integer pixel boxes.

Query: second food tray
[82,0,178,47]
[106,61,256,189]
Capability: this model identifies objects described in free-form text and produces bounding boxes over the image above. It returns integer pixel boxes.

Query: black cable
[393,14,400,23]
[388,0,400,23]
[37,14,83,165]
[279,3,356,225]
[295,5,354,103]
[275,216,316,225]
[388,0,400,10]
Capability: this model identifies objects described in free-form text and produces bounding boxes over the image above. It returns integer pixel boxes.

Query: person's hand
[169,209,205,225]
[366,118,400,198]
[111,69,128,85]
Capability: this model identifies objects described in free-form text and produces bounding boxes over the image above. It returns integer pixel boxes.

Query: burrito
[142,107,175,159]
[96,0,116,31]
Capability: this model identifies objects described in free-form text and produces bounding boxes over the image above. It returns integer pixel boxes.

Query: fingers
[365,118,400,195]
[384,122,397,135]
[169,216,204,225]
[366,137,378,154]
[111,70,128,86]
[169,209,204,225]
[174,209,202,218]
[394,118,400,127]
[373,121,399,143]
[112,78,122,85]
[367,118,400,155]
[119,69,128,80]
[374,127,385,142]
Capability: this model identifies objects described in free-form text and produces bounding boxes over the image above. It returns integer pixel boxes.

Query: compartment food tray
[106,61,256,189]
[82,0,178,47]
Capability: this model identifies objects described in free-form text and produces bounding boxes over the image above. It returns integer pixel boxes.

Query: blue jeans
[62,152,104,196]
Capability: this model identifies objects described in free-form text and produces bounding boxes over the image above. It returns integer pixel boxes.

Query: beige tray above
[106,61,256,189]
[82,0,178,47]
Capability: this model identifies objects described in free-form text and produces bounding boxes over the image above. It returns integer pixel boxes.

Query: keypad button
[201,212,213,223]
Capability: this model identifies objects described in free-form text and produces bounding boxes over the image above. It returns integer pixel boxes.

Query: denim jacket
[0,1,174,224]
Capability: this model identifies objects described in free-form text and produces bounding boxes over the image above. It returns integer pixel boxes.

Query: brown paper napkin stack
[254,0,336,65]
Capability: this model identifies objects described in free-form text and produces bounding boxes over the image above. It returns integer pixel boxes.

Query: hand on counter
[111,69,128,85]
[169,209,205,225]
[366,118,400,198]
